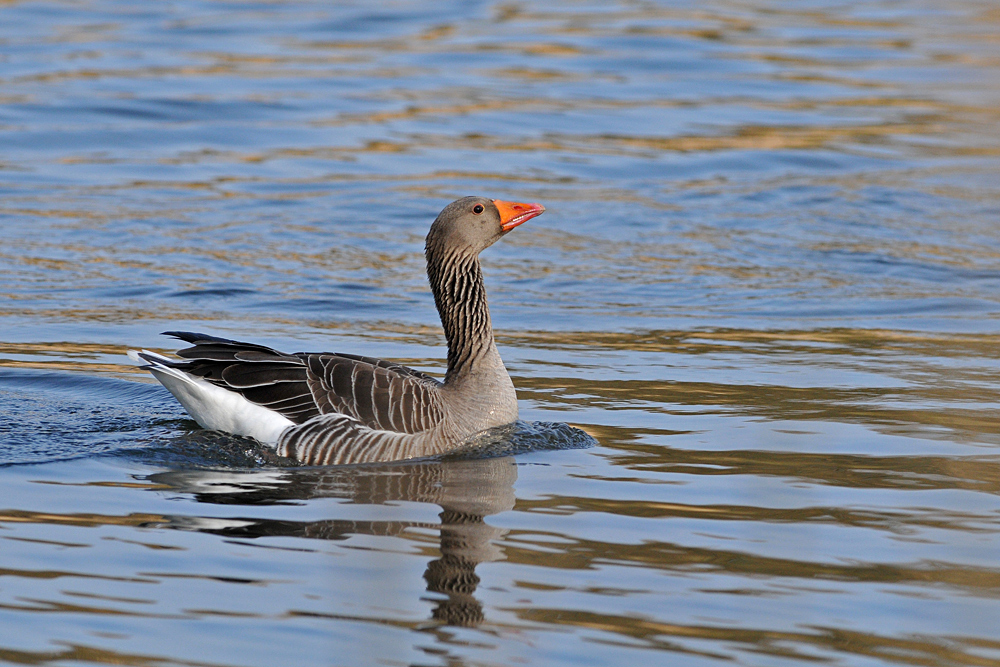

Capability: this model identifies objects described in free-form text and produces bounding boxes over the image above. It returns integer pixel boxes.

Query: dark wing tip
[162,331,239,345]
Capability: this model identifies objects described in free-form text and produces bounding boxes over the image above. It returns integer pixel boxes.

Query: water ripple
[2,1,1000,665]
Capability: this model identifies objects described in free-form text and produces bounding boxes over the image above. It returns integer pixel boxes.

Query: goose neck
[426,248,496,383]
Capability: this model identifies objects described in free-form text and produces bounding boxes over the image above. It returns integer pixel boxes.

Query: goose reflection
[143,456,517,627]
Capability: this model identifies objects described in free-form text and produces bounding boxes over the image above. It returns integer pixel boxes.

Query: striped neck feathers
[425,245,496,382]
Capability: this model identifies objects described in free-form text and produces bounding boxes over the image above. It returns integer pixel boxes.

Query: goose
[129,196,545,465]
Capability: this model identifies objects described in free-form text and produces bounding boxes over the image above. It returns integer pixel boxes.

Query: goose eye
[473,204,484,214]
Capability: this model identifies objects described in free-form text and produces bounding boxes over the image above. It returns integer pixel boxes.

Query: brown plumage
[130,196,545,465]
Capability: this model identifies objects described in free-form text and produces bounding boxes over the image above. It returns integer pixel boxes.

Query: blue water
[2,1,1000,665]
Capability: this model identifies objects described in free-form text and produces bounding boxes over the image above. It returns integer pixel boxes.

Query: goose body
[129,197,545,465]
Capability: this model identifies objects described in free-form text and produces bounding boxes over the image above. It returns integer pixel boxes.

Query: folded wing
[164,331,445,434]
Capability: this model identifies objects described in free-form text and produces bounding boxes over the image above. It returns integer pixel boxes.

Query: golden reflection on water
[511,608,1000,665]
[3,458,519,629]
[5,328,1000,441]
[3,0,1000,665]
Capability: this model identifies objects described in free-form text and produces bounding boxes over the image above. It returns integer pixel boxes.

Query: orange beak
[493,199,546,232]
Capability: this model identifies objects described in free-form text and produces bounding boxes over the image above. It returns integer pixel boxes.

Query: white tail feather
[128,349,293,445]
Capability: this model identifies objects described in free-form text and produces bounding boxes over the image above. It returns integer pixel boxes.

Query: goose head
[425,196,546,257]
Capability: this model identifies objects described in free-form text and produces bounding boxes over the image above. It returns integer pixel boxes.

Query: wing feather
[300,353,444,434]
[157,332,444,435]
[221,362,307,388]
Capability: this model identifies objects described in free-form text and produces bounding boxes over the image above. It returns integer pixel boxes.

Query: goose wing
[163,331,444,434]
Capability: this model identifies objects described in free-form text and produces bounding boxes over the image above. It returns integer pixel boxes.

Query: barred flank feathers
[135,196,533,464]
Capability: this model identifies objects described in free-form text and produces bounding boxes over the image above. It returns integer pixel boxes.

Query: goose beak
[493,200,546,232]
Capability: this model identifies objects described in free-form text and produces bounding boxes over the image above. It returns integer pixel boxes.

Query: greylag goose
[129,196,545,465]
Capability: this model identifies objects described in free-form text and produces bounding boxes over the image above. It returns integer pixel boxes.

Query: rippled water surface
[3,1,1000,665]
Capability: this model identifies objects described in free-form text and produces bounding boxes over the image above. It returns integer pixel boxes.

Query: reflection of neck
[423,508,492,627]
[146,459,518,627]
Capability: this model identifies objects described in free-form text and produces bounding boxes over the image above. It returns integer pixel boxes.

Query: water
[2,0,1000,665]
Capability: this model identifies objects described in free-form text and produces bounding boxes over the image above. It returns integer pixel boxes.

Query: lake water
[2,1,1000,665]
